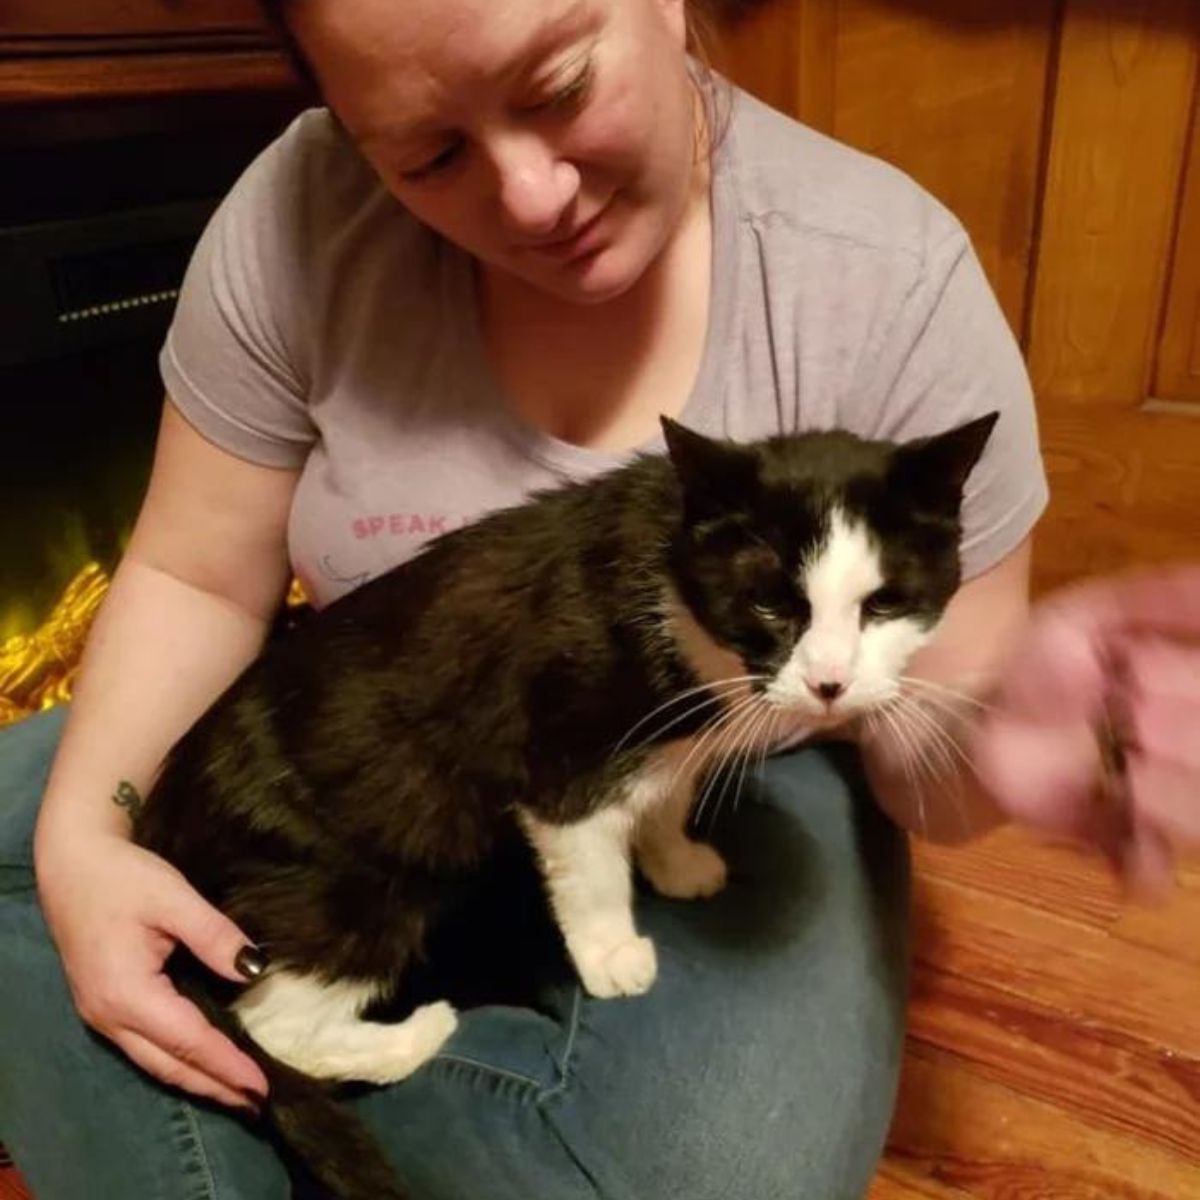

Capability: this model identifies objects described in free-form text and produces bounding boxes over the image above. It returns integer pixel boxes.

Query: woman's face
[290,0,700,304]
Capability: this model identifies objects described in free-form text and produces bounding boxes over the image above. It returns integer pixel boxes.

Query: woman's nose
[489,134,581,239]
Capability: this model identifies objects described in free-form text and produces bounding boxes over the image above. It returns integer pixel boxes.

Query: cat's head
[661,413,998,724]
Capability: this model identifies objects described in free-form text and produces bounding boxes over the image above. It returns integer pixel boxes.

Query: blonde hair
[683,1,732,159]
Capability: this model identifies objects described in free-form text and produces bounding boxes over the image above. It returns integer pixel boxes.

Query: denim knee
[0,706,67,871]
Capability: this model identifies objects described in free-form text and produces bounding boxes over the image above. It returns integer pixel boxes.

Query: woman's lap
[0,707,909,1200]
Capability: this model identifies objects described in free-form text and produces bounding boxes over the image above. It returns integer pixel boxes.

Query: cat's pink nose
[808,680,846,703]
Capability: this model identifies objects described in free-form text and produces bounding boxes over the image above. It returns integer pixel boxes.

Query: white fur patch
[519,803,657,997]
[233,970,457,1084]
[768,507,932,717]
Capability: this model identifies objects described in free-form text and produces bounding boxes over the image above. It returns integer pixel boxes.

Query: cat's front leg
[519,806,657,999]
[634,770,729,900]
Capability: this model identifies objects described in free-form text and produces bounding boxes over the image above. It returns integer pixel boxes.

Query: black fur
[134,414,995,1198]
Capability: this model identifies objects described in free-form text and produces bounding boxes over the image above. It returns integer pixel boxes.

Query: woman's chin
[526,247,647,305]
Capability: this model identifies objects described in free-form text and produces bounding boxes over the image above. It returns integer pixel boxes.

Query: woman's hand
[972,566,1200,896]
[36,830,269,1108]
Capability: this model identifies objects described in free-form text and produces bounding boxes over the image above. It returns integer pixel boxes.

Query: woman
[0,0,1128,1195]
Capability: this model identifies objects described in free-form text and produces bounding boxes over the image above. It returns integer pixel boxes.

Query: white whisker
[875,700,928,836]
[720,702,771,824]
[693,696,768,833]
[895,693,972,774]
[610,675,767,760]
[889,693,972,839]
[668,692,764,830]
[736,703,782,815]
[898,675,992,714]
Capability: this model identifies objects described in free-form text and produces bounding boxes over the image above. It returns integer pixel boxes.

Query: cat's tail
[259,1056,407,1200]
[174,964,407,1200]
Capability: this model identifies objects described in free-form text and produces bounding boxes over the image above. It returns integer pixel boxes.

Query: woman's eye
[400,140,464,182]
[862,587,908,618]
[533,59,594,112]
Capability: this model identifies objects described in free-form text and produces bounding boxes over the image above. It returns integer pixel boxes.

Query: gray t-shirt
[162,85,1047,610]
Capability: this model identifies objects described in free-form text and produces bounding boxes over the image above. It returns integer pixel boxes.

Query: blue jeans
[0,707,909,1200]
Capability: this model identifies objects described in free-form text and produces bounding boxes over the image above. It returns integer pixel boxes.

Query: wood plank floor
[3,828,1197,1199]
[871,828,1200,1200]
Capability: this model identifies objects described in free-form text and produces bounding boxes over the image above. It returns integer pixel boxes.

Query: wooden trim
[0,1,265,39]
[0,49,299,107]
[1153,86,1200,403]
[1142,397,1200,417]
[1019,0,1068,354]
[0,31,273,58]
[794,0,835,133]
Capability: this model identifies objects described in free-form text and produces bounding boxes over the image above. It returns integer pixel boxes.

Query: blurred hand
[36,830,269,1107]
[971,566,1200,897]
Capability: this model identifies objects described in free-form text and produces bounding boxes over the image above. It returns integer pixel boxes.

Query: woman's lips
[526,202,611,261]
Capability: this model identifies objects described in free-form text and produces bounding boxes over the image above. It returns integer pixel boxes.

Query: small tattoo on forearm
[112,780,143,820]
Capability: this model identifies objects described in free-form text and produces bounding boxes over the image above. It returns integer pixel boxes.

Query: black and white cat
[134,413,996,1199]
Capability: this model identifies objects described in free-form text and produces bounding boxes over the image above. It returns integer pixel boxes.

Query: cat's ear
[661,417,756,518]
[890,412,999,513]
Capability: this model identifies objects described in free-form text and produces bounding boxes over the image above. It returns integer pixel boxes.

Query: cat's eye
[862,587,909,618]
[751,602,784,623]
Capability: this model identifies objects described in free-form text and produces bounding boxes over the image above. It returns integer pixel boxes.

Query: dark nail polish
[234,944,268,980]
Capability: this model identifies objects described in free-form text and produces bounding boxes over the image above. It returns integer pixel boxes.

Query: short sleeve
[160,126,318,468]
[858,230,1048,581]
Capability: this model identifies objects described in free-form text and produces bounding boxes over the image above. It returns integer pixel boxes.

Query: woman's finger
[1121,636,1200,702]
[1117,819,1176,904]
[1066,566,1200,642]
[1123,691,1200,773]
[1129,756,1200,845]
[971,714,1099,834]
[122,974,268,1098]
[112,1027,259,1111]
[151,873,265,987]
[989,607,1108,723]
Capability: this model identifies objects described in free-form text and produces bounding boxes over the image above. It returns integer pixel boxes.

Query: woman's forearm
[34,557,277,855]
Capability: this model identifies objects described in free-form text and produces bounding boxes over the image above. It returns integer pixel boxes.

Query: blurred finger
[1122,636,1200,700]
[1072,566,1200,641]
[1116,820,1176,905]
[1129,756,1200,844]
[114,1028,259,1111]
[125,975,268,1097]
[971,715,1099,833]
[1123,690,1200,772]
[991,607,1108,722]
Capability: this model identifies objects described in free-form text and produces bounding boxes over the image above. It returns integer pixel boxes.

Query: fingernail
[242,1089,267,1116]
[234,944,269,980]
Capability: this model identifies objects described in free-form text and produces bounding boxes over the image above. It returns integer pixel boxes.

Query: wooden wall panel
[0,1,263,39]
[1028,0,1200,587]
[1154,86,1200,404]
[1026,0,1199,407]
[831,0,1055,333]
[1032,408,1200,590]
[716,0,1200,585]
[716,0,835,130]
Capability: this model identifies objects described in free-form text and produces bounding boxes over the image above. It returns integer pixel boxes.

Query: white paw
[368,1001,459,1085]
[640,839,729,900]
[572,934,658,998]
[410,999,459,1055]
